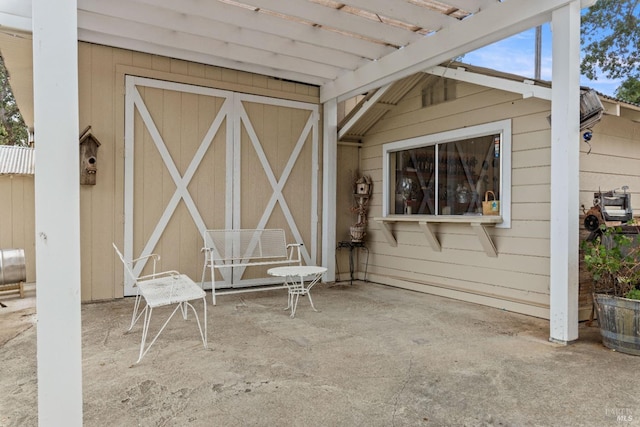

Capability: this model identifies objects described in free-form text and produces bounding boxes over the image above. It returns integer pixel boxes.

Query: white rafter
[80,0,365,71]
[237,0,422,47]
[339,0,456,30]
[0,0,597,103]
[131,0,391,60]
[321,0,581,102]
[425,65,552,100]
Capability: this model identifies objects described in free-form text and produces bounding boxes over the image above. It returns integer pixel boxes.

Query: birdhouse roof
[79,126,101,147]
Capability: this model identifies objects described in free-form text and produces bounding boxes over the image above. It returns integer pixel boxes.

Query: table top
[267,265,327,277]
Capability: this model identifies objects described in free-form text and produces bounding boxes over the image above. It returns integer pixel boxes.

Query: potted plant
[350,174,372,243]
[582,225,640,355]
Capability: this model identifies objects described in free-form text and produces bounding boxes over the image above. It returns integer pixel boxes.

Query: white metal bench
[200,229,303,305]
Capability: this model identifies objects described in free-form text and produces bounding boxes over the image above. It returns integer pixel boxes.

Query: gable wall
[358,81,553,318]
[355,78,640,320]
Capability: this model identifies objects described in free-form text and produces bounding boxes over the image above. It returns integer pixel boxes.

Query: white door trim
[124,76,319,294]
[232,93,319,285]
[124,76,234,294]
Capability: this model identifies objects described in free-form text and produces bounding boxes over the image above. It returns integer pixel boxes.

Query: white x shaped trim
[124,77,233,292]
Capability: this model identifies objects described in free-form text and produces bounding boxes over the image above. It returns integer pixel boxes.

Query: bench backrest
[204,229,288,262]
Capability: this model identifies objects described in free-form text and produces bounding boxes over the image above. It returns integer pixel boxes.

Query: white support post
[549,1,581,344]
[322,98,338,282]
[32,0,83,425]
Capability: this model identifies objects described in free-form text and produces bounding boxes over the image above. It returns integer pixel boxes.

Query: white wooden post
[549,1,581,343]
[32,0,83,424]
[322,98,338,281]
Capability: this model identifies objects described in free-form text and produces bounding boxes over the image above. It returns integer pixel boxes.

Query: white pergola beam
[238,0,421,47]
[78,12,344,81]
[0,11,31,31]
[78,29,328,87]
[321,0,578,102]
[131,0,390,61]
[549,1,581,344]
[338,83,393,140]
[80,0,365,71]
[339,0,455,31]
[425,65,552,100]
[32,0,83,424]
[444,0,498,12]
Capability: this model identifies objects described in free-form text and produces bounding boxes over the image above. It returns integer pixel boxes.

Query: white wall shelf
[373,215,502,257]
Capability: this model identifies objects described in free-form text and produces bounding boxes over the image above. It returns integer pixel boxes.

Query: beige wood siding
[335,144,361,281]
[0,175,35,282]
[78,42,319,302]
[359,82,553,319]
[580,114,640,211]
[578,114,640,320]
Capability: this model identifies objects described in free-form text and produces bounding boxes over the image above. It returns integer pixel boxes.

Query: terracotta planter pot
[594,293,640,356]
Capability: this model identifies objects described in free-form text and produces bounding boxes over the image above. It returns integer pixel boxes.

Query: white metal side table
[267,265,327,318]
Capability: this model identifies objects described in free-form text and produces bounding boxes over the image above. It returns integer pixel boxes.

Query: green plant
[582,226,640,297]
[625,288,640,300]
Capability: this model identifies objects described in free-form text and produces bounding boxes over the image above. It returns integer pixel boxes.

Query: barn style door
[123,76,318,295]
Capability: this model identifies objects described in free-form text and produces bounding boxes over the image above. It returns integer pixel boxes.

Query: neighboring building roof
[593,90,640,109]
[0,145,34,175]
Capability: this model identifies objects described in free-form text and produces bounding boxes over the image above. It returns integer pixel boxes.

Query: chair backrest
[112,243,138,285]
[203,229,288,262]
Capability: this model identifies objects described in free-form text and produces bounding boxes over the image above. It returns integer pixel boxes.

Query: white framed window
[382,119,511,228]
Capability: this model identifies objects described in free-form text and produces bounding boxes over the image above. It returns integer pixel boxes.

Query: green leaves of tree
[0,55,28,146]
[614,76,640,103]
[580,0,640,82]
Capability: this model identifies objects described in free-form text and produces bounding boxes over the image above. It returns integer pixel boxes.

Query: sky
[462,23,621,97]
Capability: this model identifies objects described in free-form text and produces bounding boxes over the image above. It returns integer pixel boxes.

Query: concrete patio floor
[1,281,638,426]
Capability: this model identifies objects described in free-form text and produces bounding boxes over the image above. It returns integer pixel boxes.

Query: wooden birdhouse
[79,126,101,185]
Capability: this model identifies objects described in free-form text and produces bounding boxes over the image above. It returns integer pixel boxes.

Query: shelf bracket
[470,223,498,257]
[378,220,397,247]
[418,221,441,252]
[374,215,500,257]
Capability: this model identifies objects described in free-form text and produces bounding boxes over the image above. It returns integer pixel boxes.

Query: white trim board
[124,76,319,294]
[382,119,512,229]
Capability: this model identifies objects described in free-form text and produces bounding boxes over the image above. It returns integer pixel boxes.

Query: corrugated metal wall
[0,145,34,175]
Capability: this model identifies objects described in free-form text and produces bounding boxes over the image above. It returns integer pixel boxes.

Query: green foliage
[582,226,640,297]
[625,288,640,300]
[614,76,640,104]
[0,55,28,146]
[580,0,640,81]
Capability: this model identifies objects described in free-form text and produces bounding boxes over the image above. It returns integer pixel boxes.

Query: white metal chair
[113,243,207,363]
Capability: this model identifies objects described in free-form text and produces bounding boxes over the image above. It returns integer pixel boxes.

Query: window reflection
[393,134,500,215]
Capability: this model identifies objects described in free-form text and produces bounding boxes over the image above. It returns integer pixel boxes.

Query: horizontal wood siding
[580,114,640,211]
[335,144,361,281]
[578,114,640,320]
[360,82,553,318]
[0,176,35,282]
[78,42,319,302]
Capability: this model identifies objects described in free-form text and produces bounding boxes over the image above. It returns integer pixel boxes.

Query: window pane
[392,133,500,216]
[439,135,500,214]
[393,146,436,214]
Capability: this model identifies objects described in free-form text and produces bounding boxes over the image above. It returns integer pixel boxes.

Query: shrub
[582,226,640,298]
